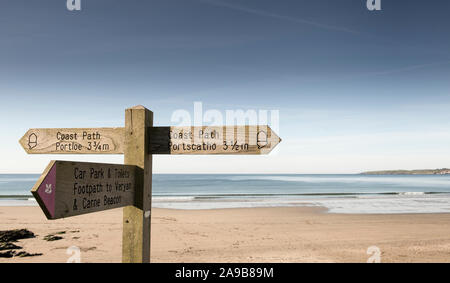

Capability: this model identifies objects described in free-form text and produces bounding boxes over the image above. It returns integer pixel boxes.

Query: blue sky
[1,0,450,173]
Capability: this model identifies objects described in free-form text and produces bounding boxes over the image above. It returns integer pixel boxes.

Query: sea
[1,174,450,214]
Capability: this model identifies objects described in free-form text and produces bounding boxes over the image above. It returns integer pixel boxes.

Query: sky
[1,0,450,174]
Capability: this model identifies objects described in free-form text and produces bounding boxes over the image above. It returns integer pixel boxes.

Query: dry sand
[1,206,450,263]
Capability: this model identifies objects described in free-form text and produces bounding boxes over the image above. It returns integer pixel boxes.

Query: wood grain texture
[32,161,136,220]
[149,125,281,155]
[19,128,125,154]
[122,106,153,263]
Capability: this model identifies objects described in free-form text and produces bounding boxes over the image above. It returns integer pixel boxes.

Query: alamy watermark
[67,0,81,11]
[171,102,279,128]
[367,0,382,11]
[367,246,381,263]
[66,1,381,12]
[169,102,280,150]
[66,246,81,263]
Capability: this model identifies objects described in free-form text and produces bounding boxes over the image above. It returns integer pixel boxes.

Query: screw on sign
[22,105,282,263]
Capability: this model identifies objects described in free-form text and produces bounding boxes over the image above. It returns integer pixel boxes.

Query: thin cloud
[363,60,450,76]
[198,0,361,34]
[274,59,450,85]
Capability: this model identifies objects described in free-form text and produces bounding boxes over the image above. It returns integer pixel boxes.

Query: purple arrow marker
[35,164,56,219]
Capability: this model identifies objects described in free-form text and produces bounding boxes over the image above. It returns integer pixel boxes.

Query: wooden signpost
[32,160,136,220]
[21,105,281,263]
[19,126,281,155]
[19,128,124,154]
[149,125,281,155]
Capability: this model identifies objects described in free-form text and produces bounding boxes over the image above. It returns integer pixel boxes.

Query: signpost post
[122,106,153,263]
[21,105,281,263]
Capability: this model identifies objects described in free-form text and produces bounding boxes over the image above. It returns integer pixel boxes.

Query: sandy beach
[1,206,450,263]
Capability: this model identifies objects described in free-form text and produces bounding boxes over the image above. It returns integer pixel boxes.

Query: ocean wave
[0,178,39,182]
[151,194,450,213]
[155,192,448,199]
[398,192,426,196]
[225,175,450,187]
[1,192,449,214]
[153,196,196,202]
[149,192,450,203]
[1,191,446,202]
[0,195,33,199]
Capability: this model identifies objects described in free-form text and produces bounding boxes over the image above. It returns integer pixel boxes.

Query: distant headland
[361,169,450,175]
